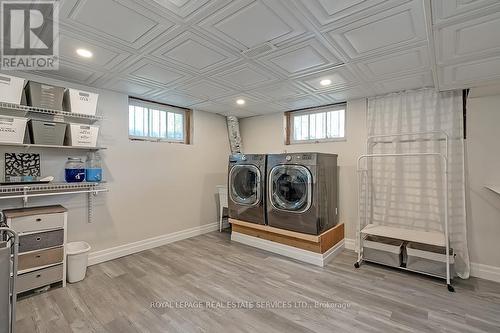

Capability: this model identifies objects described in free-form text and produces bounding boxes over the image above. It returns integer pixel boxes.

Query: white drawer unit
[16,264,63,294]
[8,212,65,234]
[3,205,68,293]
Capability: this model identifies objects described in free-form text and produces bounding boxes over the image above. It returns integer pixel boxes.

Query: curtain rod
[129,96,191,111]
[285,101,347,114]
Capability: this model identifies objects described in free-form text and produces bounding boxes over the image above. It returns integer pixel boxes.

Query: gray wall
[465,92,500,268]
[0,73,230,254]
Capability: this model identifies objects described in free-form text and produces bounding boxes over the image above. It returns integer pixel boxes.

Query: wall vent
[242,42,276,58]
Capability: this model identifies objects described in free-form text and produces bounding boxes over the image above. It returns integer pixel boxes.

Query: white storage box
[65,124,99,147]
[63,89,99,115]
[363,235,404,267]
[0,74,25,104]
[406,242,455,278]
[0,115,27,143]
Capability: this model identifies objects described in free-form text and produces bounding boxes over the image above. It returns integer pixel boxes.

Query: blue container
[65,157,85,183]
[85,168,102,182]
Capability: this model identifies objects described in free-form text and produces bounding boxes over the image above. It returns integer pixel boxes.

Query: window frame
[128,97,191,144]
[285,103,347,145]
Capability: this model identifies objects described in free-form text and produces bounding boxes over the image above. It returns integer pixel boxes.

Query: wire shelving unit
[0,102,103,123]
[354,131,454,292]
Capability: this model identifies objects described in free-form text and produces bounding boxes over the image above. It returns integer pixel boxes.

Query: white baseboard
[470,263,500,283]
[231,232,344,267]
[345,238,500,283]
[88,222,218,266]
[344,238,355,251]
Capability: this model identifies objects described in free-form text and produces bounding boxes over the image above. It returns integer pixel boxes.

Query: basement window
[128,97,191,144]
[285,103,346,144]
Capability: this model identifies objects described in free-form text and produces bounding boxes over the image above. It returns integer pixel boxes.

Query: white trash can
[66,241,91,283]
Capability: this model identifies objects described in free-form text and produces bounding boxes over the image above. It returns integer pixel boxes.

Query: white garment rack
[355,131,454,292]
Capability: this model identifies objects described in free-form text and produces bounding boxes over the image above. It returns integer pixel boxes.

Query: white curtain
[364,88,470,278]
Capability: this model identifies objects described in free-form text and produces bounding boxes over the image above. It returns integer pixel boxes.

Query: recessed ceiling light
[76,48,93,58]
[236,99,245,105]
[320,79,332,86]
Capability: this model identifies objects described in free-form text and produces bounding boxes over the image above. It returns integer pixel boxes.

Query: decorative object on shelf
[85,152,102,182]
[65,157,85,183]
[0,115,28,144]
[4,153,41,182]
[63,89,99,115]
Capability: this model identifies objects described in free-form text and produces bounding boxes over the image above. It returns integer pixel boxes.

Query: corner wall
[0,72,230,257]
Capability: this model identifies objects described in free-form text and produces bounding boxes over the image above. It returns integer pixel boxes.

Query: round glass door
[269,165,312,213]
[229,165,261,206]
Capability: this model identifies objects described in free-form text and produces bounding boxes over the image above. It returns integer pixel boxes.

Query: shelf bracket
[88,191,93,224]
[22,187,29,207]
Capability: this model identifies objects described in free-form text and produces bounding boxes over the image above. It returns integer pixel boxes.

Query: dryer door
[229,165,261,206]
[269,165,312,213]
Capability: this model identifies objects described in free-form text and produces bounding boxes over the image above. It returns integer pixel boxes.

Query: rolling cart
[1,227,18,333]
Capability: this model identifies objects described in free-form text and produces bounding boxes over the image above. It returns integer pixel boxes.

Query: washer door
[269,165,312,213]
[229,165,261,206]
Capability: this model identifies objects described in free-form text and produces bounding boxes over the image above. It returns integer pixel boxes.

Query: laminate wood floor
[16,231,500,333]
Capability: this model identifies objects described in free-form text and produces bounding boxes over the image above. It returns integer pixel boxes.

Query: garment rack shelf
[355,131,454,292]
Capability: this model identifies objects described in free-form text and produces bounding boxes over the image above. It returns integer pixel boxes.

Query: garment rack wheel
[447,284,455,292]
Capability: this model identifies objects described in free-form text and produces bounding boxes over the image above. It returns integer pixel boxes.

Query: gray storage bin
[363,235,404,267]
[24,81,64,110]
[16,264,63,293]
[28,119,66,145]
[406,242,455,278]
[18,229,64,253]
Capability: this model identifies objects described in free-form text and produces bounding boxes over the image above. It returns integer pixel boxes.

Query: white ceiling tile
[151,0,211,18]
[177,80,236,100]
[257,37,344,77]
[214,63,277,89]
[153,91,206,107]
[325,1,427,60]
[435,11,500,64]
[355,46,430,80]
[373,71,434,94]
[166,40,226,69]
[153,31,238,73]
[298,66,358,91]
[295,0,390,28]
[67,0,157,42]
[130,63,183,84]
[441,56,500,89]
[59,33,130,70]
[199,0,307,51]
[60,0,174,49]
[104,79,157,96]
[432,0,500,24]
[249,82,309,100]
[278,95,325,110]
[318,85,375,101]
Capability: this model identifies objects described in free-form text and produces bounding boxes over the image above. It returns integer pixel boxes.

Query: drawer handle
[36,237,41,241]
[35,255,41,258]
[36,274,41,278]
[36,218,42,222]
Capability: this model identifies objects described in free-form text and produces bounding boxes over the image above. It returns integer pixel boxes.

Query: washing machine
[228,154,266,224]
[267,153,338,235]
